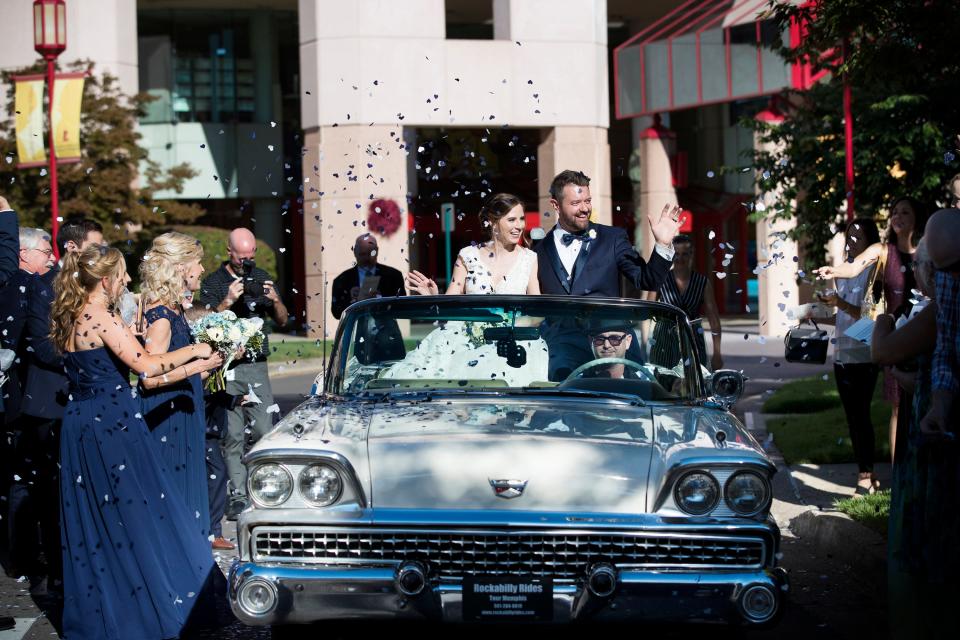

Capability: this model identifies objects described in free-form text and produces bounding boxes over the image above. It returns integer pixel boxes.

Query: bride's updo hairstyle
[479,193,523,239]
[50,245,127,353]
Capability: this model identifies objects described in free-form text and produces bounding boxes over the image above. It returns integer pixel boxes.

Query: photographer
[195,227,288,519]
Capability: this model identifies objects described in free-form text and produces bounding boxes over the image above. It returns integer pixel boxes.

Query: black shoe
[0,616,15,631]
[224,498,248,521]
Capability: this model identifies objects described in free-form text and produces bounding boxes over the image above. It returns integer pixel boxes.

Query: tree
[0,60,202,239]
[747,0,960,268]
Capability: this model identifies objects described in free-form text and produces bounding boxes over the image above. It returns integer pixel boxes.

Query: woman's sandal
[855,475,874,496]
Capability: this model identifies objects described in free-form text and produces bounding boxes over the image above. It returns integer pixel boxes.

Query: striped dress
[649,271,710,369]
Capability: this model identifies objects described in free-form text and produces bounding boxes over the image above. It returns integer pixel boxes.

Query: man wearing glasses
[587,323,640,380]
[2,226,65,593]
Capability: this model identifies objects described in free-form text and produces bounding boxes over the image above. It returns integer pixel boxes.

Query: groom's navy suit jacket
[533,223,672,378]
[533,223,671,297]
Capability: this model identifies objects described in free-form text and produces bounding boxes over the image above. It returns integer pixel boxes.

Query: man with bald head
[196,227,289,519]
[331,233,406,319]
[920,208,960,438]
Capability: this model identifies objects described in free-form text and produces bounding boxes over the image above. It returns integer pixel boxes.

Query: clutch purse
[784,320,830,364]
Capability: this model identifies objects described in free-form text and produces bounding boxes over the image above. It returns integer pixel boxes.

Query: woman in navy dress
[138,232,212,542]
[51,246,223,640]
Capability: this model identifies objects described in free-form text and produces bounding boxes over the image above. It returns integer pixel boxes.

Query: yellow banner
[14,77,46,166]
[53,74,85,161]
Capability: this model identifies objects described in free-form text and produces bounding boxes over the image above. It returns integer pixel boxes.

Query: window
[139,10,256,124]
[445,0,493,40]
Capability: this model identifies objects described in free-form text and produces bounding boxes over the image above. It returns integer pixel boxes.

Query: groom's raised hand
[648,203,683,247]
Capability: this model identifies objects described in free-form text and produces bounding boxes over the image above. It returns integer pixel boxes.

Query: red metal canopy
[614,0,807,119]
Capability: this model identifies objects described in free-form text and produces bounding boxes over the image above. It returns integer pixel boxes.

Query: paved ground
[2,320,891,639]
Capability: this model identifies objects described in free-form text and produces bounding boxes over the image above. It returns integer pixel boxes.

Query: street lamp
[33,0,67,256]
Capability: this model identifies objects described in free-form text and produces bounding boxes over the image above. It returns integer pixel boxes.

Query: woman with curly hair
[138,232,220,542]
[51,245,222,640]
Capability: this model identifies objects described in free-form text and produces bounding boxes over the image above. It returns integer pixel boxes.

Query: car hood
[364,398,655,513]
[252,395,769,516]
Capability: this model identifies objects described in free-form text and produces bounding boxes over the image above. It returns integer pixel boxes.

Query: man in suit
[4,227,64,591]
[533,170,682,379]
[0,195,16,630]
[331,233,406,319]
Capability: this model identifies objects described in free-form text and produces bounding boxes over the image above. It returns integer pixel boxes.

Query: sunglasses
[590,333,628,347]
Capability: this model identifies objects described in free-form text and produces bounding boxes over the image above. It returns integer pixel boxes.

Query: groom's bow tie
[560,230,594,247]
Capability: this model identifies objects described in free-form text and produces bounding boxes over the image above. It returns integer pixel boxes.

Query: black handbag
[784,319,830,364]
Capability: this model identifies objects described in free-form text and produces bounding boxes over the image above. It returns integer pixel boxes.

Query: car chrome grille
[251,528,766,578]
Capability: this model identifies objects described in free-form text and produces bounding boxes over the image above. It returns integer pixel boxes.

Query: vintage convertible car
[229,296,786,633]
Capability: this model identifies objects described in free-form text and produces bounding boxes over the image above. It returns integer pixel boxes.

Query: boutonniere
[587,229,597,240]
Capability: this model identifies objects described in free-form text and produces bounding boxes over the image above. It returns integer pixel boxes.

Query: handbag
[860,244,888,320]
[784,319,830,364]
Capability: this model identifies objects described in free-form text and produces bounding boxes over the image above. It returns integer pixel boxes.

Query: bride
[406,193,540,296]
[385,193,548,385]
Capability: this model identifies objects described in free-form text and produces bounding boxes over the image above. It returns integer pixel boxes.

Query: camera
[238,258,265,298]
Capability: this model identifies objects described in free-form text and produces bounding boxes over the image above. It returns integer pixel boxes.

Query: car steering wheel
[563,357,655,382]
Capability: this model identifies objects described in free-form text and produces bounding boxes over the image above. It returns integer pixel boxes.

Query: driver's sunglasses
[591,333,628,347]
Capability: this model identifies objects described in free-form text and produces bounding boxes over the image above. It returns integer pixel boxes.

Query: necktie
[561,231,593,247]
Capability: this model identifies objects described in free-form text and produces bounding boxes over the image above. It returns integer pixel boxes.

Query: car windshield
[328,296,704,402]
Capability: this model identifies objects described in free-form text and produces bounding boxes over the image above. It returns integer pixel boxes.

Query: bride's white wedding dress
[382,245,549,385]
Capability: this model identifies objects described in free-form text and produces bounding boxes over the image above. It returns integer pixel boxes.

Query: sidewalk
[746,412,888,585]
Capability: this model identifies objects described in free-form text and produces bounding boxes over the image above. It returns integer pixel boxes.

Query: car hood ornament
[489,478,528,499]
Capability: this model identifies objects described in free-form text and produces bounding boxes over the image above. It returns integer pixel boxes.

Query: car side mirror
[708,369,744,409]
[310,370,325,396]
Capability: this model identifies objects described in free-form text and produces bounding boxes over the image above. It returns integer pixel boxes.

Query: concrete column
[250,11,277,124]
[636,115,678,259]
[301,125,410,338]
[753,110,799,338]
[537,126,612,230]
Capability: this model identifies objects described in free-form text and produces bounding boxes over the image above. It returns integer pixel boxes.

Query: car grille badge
[489,479,528,499]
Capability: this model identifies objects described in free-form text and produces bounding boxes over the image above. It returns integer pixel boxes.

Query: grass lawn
[835,490,891,536]
[764,373,892,465]
[762,372,841,413]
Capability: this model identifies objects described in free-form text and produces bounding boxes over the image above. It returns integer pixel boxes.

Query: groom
[534,169,682,378]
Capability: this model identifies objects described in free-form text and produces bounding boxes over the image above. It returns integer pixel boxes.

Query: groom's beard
[557,215,590,234]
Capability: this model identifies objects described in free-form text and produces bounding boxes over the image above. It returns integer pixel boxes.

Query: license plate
[462,576,553,622]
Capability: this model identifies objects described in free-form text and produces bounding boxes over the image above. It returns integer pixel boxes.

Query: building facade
[0,0,804,337]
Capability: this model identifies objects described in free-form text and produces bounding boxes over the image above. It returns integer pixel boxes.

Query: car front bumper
[228,560,788,626]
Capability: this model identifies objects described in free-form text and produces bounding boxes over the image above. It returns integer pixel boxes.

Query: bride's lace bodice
[459,245,535,294]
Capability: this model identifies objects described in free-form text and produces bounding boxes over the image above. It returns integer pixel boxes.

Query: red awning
[614,0,803,119]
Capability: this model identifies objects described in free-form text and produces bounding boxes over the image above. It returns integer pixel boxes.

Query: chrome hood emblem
[489,478,528,499]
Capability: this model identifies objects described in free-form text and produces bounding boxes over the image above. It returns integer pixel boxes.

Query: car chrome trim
[228,559,788,626]
[654,458,775,513]
[245,450,367,508]
[249,526,769,575]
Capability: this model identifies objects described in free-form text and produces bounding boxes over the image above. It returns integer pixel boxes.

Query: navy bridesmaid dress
[59,347,214,640]
[140,305,211,539]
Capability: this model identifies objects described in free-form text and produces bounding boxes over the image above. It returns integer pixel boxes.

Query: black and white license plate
[462,577,553,622]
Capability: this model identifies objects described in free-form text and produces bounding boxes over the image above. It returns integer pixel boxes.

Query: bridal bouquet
[190,310,265,391]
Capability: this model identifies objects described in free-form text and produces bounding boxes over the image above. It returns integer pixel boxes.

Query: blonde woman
[138,231,215,541]
[51,245,222,640]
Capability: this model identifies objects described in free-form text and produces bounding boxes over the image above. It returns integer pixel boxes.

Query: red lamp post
[33,0,67,256]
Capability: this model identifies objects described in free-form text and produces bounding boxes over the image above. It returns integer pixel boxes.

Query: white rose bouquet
[190,310,265,391]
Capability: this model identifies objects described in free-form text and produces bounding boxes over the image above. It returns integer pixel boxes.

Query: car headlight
[249,463,293,507]
[674,471,720,515]
[298,464,343,507]
[725,471,770,516]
